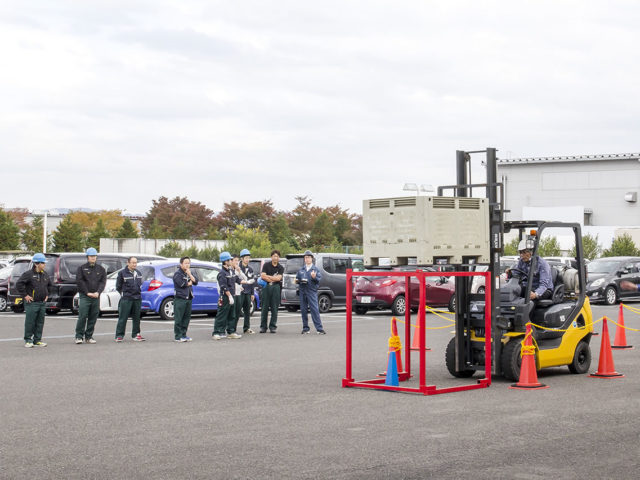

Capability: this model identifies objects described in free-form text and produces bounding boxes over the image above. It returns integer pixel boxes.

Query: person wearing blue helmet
[17,253,52,348]
[213,251,244,340]
[74,247,107,344]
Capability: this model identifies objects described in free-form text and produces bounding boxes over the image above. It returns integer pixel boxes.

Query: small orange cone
[410,321,432,351]
[510,324,549,390]
[378,317,404,376]
[612,304,633,349]
[590,317,624,378]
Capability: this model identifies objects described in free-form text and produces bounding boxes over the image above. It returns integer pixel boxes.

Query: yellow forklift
[442,149,594,380]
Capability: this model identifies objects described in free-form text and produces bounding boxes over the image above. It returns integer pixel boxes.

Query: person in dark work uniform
[260,249,284,333]
[115,257,145,342]
[238,249,256,334]
[17,253,52,348]
[173,256,198,342]
[75,247,107,344]
[213,251,243,340]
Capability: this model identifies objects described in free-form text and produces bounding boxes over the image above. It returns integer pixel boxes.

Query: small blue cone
[384,351,399,387]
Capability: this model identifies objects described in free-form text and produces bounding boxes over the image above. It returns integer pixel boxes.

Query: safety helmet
[303,250,314,257]
[86,247,98,256]
[219,251,232,262]
[32,253,47,263]
[518,239,534,252]
[240,249,251,257]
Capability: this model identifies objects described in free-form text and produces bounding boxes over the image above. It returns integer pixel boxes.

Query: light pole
[43,211,48,253]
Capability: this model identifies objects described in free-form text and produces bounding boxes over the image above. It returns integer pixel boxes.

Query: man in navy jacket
[295,250,325,334]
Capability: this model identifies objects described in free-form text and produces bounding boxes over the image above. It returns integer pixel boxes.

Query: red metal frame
[343,269,492,395]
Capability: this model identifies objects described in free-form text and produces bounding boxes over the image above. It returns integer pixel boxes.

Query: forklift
[441,148,594,380]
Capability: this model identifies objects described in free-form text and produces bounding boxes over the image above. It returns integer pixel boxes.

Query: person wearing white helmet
[17,253,52,348]
[506,238,553,301]
[74,247,107,344]
[238,249,256,334]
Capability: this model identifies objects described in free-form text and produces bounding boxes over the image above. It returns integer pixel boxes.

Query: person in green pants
[17,253,52,348]
[75,247,107,344]
[173,256,198,342]
[260,249,284,334]
[114,257,145,342]
[238,249,257,334]
[213,252,241,340]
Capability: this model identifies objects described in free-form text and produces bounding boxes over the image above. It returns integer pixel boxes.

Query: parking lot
[1,304,639,479]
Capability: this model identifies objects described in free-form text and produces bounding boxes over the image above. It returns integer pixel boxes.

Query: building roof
[497,152,640,165]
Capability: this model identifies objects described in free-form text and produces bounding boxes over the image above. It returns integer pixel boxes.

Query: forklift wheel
[445,337,474,378]
[501,338,524,381]
[568,341,591,374]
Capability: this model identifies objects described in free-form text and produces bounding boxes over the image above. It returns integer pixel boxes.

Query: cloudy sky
[2,1,639,216]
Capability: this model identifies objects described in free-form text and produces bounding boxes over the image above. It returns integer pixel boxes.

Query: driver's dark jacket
[514,256,553,297]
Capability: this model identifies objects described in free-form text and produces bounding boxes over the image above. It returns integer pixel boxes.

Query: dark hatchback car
[7,257,34,312]
[586,256,640,305]
[352,266,456,316]
[0,265,13,311]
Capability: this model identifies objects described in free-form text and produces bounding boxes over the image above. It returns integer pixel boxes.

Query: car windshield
[11,262,30,277]
[285,257,303,274]
[59,256,87,281]
[0,265,12,280]
[587,260,621,274]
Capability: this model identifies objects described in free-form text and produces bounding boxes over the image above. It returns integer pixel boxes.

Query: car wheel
[0,295,6,311]
[354,306,368,315]
[159,297,174,321]
[285,305,299,312]
[448,295,456,312]
[501,338,528,381]
[318,294,332,314]
[568,340,591,374]
[445,337,475,378]
[604,286,618,306]
[391,295,406,316]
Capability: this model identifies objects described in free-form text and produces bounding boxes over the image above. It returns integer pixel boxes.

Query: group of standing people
[19,247,326,348]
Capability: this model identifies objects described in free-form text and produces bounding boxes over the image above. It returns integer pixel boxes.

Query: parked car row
[586,256,640,305]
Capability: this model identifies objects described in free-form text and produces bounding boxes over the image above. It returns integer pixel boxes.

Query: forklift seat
[536,267,565,308]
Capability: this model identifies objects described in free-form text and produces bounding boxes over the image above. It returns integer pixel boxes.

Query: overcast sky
[2,1,639,216]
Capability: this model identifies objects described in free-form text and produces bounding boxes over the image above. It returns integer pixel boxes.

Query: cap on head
[219,251,232,262]
[240,249,251,257]
[32,253,46,263]
[86,247,98,256]
[303,250,314,257]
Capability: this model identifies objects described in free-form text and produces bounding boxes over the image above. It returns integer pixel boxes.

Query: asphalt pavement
[1,304,639,479]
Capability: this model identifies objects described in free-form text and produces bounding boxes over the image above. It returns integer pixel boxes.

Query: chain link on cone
[590,317,624,378]
[510,323,549,390]
[612,304,633,349]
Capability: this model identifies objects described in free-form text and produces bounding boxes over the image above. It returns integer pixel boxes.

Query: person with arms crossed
[173,256,198,342]
[260,249,284,334]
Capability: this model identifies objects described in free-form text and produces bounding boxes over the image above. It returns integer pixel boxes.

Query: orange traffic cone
[378,317,404,376]
[510,324,549,390]
[590,317,624,378]
[410,321,432,351]
[612,304,633,349]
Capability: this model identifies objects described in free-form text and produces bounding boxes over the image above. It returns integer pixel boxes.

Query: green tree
[224,226,273,258]
[503,237,520,256]
[170,219,191,239]
[268,213,292,245]
[142,196,214,239]
[0,209,21,250]
[22,216,46,252]
[196,246,220,262]
[537,236,561,257]
[157,241,183,258]
[145,218,164,239]
[570,233,602,261]
[308,212,337,248]
[52,216,84,252]
[602,233,640,257]
[86,218,110,249]
[334,214,351,245]
[118,217,139,238]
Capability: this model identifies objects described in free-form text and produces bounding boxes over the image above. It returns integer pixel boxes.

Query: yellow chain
[388,335,402,351]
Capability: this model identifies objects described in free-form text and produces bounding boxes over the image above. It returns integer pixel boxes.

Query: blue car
[137,260,259,320]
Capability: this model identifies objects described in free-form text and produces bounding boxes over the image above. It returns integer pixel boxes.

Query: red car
[352,267,456,315]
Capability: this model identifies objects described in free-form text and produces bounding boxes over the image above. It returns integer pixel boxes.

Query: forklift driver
[506,239,553,302]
